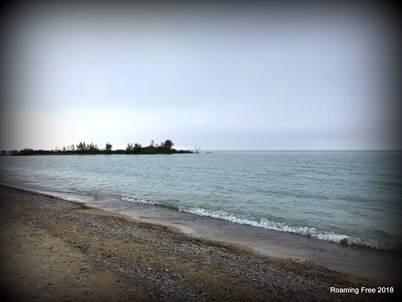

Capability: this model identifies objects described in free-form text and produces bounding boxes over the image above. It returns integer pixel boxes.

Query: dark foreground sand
[0,185,400,301]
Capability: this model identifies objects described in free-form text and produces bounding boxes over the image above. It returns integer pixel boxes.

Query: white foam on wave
[120,196,389,250]
[182,207,388,249]
[121,196,160,206]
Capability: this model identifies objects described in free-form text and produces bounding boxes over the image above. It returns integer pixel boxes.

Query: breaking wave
[121,197,390,250]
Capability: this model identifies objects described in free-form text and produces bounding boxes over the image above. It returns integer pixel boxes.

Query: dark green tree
[76,142,88,152]
[163,139,174,152]
[126,143,134,153]
[133,143,142,154]
[19,148,34,155]
[88,142,99,154]
[105,142,112,153]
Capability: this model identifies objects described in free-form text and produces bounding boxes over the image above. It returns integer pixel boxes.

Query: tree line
[1,139,193,156]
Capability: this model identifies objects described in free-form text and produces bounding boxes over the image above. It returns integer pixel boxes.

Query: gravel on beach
[0,185,399,301]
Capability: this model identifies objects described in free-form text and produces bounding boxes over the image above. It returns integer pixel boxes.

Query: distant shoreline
[1,139,194,155]
[1,149,193,156]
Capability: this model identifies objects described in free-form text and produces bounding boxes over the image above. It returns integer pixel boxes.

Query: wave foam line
[121,196,179,211]
[181,208,390,250]
[121,197,389,250]
[121,196,159,205]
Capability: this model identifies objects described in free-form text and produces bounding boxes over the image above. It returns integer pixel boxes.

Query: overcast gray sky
[1,2,400,150]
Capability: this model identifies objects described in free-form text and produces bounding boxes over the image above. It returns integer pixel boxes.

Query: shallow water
[1,151,401,279]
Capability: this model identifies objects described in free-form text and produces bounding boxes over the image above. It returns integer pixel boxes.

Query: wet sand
[107,203,402,281]
[0,185,400,301]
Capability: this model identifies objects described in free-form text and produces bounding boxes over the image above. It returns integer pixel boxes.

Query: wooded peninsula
[1,139,193,156]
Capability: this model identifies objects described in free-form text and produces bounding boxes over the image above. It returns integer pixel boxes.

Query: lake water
[1,151,401,279]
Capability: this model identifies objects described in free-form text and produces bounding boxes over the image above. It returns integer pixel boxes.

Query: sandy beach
[0,185,399,301]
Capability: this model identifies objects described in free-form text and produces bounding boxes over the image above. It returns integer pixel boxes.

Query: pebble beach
[0,185,399,301]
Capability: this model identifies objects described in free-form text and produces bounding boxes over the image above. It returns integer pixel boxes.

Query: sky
[1,1,400,151]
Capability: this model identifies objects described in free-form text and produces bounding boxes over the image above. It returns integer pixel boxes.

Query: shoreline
[3,184,402,276]
[2,184,402,277]
[4,182,402,279]
[1,184,400,301]
[68,189,402,282]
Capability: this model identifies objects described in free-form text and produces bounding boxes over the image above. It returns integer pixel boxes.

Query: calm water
[1,151,401,252]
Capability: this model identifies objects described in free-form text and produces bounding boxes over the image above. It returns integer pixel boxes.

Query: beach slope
[0,185,398,301]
